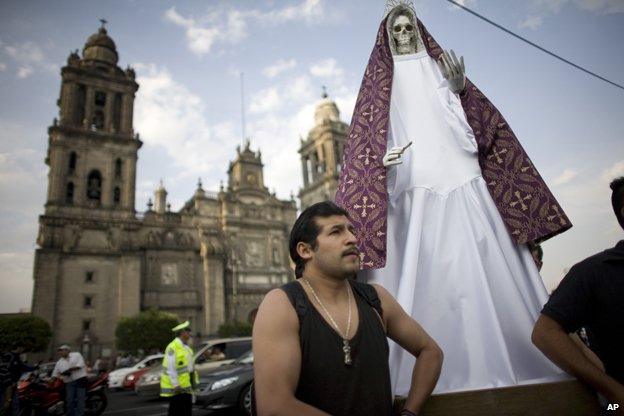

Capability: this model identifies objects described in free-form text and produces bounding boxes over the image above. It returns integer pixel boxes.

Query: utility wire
[445,0,624,91]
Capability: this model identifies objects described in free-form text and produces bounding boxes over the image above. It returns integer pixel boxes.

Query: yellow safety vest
[160,338,198,397]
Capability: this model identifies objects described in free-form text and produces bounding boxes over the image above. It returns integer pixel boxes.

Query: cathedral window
[86,170,102,203]
[68,152,77,174]
[83,295,93,308]
[85,271,94,283]
[75,84,86,126]
[94,91,106,107]
[115,158,122,178]
[66,182,74,204]
[272,246,281,265]
[92,91,106,131]
[91,110,104,130]
[82,320,91,331]
[113,187,121,205]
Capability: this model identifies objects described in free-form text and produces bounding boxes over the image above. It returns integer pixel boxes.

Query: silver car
[134,337,252,398]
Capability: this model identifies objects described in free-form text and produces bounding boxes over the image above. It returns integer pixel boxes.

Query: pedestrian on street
[160,321,198,416]
[52,345,87,416]
[1,342,34,416]
[532,177,624,415]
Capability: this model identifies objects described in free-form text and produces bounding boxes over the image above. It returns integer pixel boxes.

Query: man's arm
[532,314,624,406]
[51,361,61,378]
[165,346,179,388]
[372,284,443,415]
[253,288,329,416]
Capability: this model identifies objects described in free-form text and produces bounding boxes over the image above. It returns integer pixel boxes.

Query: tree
[115,309,178,354]
[217,321,252,337]
[0,315,52,352]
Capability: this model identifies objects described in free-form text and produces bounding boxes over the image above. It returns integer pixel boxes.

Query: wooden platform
[393,381,601,416]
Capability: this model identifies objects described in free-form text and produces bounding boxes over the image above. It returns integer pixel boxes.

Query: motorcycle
[17,370,108,416]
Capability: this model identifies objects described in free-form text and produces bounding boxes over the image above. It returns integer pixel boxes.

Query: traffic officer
[160,321,198,415]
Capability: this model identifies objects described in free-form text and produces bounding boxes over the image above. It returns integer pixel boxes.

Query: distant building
[298,88,349,210]
[31,25,296,360]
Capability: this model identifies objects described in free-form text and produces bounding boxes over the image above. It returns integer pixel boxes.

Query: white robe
[360,50,569,395]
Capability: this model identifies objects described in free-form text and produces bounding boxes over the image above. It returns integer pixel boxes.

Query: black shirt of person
[541,240,624,384]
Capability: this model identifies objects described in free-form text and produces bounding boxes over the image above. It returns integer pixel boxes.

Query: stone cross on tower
[99,18,108,29]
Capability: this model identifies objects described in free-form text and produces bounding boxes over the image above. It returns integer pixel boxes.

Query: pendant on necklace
[342,339,353,366]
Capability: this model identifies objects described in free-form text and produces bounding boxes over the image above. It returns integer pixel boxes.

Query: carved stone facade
[31,27,296,360]
[298,89,349,209]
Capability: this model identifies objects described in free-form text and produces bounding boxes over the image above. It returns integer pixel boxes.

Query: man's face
[303,215,360,279]
[179,330,191,343]
[58,349,69,358]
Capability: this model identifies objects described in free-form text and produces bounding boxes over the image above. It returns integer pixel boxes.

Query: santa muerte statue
[335,1,573,395]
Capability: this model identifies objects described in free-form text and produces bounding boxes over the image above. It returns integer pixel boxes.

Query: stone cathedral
[30,26,310,359]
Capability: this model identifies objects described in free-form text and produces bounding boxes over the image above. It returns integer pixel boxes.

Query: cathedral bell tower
[32,24,143,360]
[45,22,141,220]
[227,140,267,197]
[298,88,349,210]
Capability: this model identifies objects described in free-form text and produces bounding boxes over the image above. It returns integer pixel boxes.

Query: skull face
[392,15,415,49]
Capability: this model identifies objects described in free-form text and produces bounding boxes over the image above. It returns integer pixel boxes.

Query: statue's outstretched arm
[437,49,466,95]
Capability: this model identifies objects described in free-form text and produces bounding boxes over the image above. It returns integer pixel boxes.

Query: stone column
[301,156,309,187]
[46,147,65,206]
[59,82,74,126]
[124,155,137,211]
[121,94,134,134]
[213,258,225,333]
[317,146,325,175]
[325,140,336,175]
[105,92,115,133]
[84,87,95,129]
[200,238,213,334]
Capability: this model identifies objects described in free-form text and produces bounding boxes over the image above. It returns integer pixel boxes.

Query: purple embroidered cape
[335,17,572,270]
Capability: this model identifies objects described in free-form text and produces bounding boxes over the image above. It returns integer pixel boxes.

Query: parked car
[135,337,251,398]
[107,354,163,390]
[195,350,254,415]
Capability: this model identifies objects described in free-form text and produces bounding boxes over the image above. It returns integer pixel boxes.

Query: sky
[0,0,623,313]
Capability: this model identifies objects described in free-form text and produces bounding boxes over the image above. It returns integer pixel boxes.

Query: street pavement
[103,390,243,416]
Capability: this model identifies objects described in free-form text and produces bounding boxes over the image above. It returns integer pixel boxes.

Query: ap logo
[607,403,620,411]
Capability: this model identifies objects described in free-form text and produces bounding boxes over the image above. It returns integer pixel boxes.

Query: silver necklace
[302,278,353,366]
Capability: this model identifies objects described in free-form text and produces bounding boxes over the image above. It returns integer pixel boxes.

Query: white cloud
[553,168,578,185]
[133,63,234,177]
[601,160,624,182]
[310,58,344,78]
[0,62,6,71]
[520,0,624,29]
[164,1,328,56]
[575,0,624,14]
[249,87,282,114]
[2,41,54,79]
[164,7,225,56]
[262,59,297,78]
[448,0,477,11]
[17,67,33,79]
[0,252,34,313]
[257,0,325,24]
[0,119,47,312]
[519,15,544,29]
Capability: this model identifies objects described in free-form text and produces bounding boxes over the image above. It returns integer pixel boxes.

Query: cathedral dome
[314,89,340,126]
[82,27,119,65]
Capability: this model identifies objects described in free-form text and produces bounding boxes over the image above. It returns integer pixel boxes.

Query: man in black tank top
[253,201,443,416]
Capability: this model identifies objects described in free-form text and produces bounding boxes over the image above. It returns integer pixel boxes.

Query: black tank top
[281,279,393,416]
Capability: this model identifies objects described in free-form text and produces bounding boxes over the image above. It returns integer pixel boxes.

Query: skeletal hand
[383,142,412,167]
[437,49,466,94]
